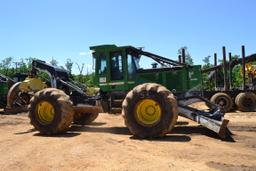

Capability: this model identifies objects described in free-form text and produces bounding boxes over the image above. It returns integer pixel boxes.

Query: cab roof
[89,44,134,51]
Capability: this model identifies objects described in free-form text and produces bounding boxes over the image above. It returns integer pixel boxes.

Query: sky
[0,0,255,74]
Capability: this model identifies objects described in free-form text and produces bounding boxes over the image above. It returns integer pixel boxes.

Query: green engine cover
[135,65,202,92]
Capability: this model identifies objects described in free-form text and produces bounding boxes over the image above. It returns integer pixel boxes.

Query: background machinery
[201,46,256,112]
[4,60,94,116]
[26,44,229,139]
[0,74,14,108]
[0,73,29,112]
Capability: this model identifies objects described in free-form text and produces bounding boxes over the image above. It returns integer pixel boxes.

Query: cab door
[126,51,137,89]
[109,51,126,91]
[97,53,108,86]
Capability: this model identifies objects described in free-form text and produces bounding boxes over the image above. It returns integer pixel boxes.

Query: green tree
[75,62,85,82]
[65,58,73,74]
[216,54,243,88]
[25,57,33,69]
[17,58,29,73]
[2,57,13,68]
[232,65,242,87]
[202,55,214,90]
[0,57,13,75]
[202,55,212,69]
[50,57,58,66]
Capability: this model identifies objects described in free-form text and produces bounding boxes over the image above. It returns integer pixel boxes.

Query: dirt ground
[0,108,256,171]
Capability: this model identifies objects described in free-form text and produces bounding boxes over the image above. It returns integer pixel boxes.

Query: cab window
[127,53,137,80]
[110,52,123,80]
[98,54,107,75]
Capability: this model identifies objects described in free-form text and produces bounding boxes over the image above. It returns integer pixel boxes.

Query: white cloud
[79,52,87,56]
[79,51,93,56]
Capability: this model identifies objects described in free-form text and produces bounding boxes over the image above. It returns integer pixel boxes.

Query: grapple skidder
[27,44,229,139]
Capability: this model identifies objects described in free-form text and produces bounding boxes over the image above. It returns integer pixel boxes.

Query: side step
[111,107,122,114]
[110,95,124,114]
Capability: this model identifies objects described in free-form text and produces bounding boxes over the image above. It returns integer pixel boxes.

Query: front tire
[29,88,74,135]
[122,83,178,138]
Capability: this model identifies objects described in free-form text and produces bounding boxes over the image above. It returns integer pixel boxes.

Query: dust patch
[0,114,28,126]
[207,161,256,171]
[229,125,256,132]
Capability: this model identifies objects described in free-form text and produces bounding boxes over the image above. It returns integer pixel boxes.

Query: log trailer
[201,46,256,112]
[16,44,229,139]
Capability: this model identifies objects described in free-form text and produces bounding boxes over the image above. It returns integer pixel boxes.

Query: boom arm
[31,59,88,96]
[129,47,188,67]
[31,60,70,88]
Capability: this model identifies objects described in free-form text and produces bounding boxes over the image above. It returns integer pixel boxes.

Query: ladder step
[113,99,123,102]
[112,99,124,107]
[111,107,122,114]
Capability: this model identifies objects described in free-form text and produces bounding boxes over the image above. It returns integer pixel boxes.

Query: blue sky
[0,0,255,74]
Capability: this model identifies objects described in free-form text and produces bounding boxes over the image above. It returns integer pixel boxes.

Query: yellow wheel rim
[135,99,161,126]
[36,101,55,124]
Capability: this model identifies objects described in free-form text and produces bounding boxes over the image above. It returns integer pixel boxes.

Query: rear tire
[5,82,30,114]
[122,83,178,138]
[210,92,233,112]
[29,88,74,135]
[235,92,256,112]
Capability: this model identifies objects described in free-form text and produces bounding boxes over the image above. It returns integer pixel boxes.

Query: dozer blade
[178,105,229,139]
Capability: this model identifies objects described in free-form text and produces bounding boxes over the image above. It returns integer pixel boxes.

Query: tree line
[0,57,94,87]
[0,48,246,90]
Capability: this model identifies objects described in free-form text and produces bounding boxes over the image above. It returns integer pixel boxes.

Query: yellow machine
[5,77,47,114]
[19,77,47,92]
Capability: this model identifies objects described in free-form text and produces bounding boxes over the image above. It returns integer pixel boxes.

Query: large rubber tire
[73,112,99,125]
[28,88,74,135]
[122,83,178,139]
[5,82,30,114]
[210,92,233,112]
[235,92,256,112]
